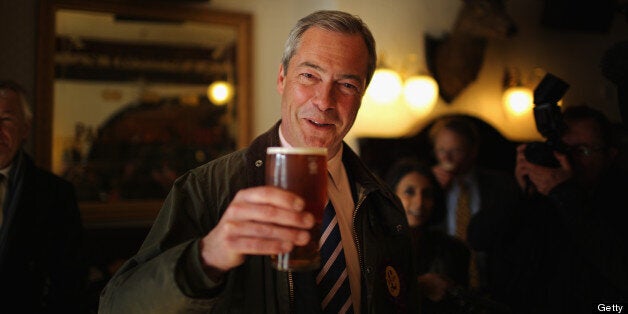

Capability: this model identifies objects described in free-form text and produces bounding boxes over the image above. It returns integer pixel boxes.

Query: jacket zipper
[353,191,367,269]
[352,190,368,311]
[289,189,368,313]
[288,270,295,313]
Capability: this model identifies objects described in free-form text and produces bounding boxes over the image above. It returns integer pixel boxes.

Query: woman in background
[386,158,471,312]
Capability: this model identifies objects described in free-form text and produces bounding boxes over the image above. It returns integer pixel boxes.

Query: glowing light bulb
[207,81,234,105]
[403,75,438,115]
[503,86,533,117]
[364,68,402,105]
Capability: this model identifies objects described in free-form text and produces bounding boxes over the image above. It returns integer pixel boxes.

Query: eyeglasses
[566,144,606,157]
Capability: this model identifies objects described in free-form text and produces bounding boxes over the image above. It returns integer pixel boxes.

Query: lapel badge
[385,265,400,297]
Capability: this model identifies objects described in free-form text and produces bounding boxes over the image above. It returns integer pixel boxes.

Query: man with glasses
[504,105,628,313]
[428,115,520,304]
[517,105,622,194]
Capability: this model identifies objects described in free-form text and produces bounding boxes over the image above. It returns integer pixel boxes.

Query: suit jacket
[456,168,521,294]
[0,150,86,313]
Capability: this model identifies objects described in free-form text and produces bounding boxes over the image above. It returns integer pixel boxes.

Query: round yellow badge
[385,266,400,297]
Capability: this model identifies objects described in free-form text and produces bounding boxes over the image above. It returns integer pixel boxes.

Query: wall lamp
[364,67,403,104]
[207,80,234,106]
[403,74,439,115]
[364,54,439,114]
[503,67,534,119]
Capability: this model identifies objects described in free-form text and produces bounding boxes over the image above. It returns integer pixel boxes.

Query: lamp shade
[364,68,402,105]
[403,75,438,114]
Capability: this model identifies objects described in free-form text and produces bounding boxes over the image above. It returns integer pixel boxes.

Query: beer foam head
[267,147,328,156]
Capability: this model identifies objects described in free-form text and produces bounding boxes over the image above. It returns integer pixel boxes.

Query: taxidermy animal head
[426,0,518,103]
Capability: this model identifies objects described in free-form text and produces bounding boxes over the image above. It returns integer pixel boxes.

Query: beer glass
[265,147,327,271]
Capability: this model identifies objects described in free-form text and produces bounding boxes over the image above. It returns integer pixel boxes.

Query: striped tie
[317,201,353,314]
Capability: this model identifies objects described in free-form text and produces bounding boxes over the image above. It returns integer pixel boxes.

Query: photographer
[502,105,628,313]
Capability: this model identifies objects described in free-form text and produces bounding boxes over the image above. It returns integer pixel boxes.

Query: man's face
[562,118,613,187]
[0,89,29,169]
[433,129,475,174]
[276,27,368,158]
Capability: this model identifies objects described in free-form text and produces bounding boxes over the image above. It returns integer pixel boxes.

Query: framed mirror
[36,0,252,227]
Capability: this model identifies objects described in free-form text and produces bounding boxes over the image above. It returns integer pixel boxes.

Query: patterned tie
[454,179,480,288]
[316,201,353,314]
[455,179,471,240]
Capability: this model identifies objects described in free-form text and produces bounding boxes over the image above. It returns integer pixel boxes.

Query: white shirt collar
[0,164,12,180]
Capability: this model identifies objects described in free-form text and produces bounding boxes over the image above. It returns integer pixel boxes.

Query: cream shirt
[278,130,361,313]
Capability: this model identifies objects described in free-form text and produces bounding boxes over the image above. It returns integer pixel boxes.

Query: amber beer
[266,147,327,271]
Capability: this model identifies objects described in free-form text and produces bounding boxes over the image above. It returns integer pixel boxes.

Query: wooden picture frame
[36,0,252,227]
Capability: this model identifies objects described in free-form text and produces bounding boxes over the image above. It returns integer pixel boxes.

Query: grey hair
[281,10,377,87]
[0,80,33,125]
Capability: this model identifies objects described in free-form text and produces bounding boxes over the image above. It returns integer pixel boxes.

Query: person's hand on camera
[198,186,314,276]
[515,144,532,191]
[515,144,573,195]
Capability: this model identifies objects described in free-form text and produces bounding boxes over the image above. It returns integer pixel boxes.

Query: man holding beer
[99,10,419,313]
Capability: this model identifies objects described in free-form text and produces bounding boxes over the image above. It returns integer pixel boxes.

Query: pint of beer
[265,147,327,271]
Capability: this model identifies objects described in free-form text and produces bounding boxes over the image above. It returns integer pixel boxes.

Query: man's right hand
[198,186,314,275]
[515,144,573,195]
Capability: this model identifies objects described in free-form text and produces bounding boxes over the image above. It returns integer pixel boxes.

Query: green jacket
[99,122,419,313]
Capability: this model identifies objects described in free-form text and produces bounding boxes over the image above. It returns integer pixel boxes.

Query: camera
[523,73,570,167]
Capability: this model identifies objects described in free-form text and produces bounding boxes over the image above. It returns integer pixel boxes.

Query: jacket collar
[244,121,282,187]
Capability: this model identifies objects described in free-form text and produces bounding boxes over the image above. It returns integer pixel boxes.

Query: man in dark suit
[0,80,86,313]
[429,115,520,309]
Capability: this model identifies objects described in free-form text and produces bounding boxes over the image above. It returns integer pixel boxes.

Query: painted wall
[207,0,627,151]
[1,0,626,156]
